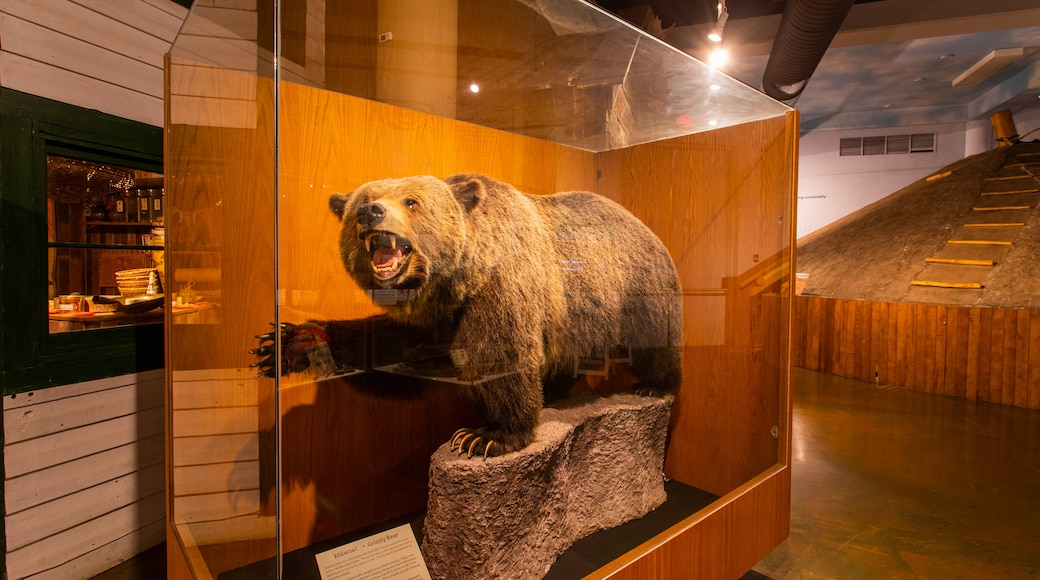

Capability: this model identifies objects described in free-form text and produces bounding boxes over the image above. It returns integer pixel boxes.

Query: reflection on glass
[170,0,788,152]
[46,155,165,333]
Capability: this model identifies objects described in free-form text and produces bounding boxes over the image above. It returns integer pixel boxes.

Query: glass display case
[165,1,796,578]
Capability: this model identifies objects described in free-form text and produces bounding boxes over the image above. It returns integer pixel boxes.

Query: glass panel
[168,0,794,577]
[166,0,279,577]
[46,155,164,334]
[280,0,788,151]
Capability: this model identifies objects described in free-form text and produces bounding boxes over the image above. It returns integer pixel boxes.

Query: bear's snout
[356,202,386,227]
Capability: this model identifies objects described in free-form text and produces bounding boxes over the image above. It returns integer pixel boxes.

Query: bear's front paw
[449,428,532,458]
[249,322,335,377]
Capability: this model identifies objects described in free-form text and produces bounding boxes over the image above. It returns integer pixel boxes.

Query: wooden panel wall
[3,370,165,580]
[0,0,187,127]
[597,112,798,497]
[793,295,1040,410]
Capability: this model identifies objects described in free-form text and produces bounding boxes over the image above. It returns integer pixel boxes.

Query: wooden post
[991,109,1018,147]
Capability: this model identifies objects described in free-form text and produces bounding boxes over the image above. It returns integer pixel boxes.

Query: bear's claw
[449,428,499,459]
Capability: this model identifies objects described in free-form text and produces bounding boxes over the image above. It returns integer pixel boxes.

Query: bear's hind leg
[630,345,682,397]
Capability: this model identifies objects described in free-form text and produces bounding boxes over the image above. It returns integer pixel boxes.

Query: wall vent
[839,133,936,156]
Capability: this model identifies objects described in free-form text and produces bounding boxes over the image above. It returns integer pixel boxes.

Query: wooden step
[910,280,983,289]
[985,175,1032,181]
[924,257,995,266]
[963,222,1025,227]
[947,240,1013,246]
[981,189,1039,196]
[973,205,1032,211]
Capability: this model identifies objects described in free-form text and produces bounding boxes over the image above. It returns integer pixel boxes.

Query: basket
[116,268,161,297]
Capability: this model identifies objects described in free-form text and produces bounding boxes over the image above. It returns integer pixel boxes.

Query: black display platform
[218,479,718,580]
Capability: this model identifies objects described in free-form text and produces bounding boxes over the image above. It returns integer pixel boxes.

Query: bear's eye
[404,198,419,209]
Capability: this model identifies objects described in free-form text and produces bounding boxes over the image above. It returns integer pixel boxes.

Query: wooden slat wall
[2,370,165,580]
[0,0,187,127]
[793,295,1040,410]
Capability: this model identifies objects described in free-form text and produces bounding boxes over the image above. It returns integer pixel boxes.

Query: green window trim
[0,88,164,395]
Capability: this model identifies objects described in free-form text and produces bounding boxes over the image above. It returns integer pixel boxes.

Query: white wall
[1015,107,1040,142]
[796,122,974,238]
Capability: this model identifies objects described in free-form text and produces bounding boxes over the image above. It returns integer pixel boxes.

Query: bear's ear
[448,178,484,213]
[329,193,350,220]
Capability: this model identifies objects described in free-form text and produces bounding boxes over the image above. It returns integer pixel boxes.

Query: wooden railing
[793,295,1040,410]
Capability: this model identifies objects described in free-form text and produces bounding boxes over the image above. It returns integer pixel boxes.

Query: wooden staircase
[907,144,1040,304]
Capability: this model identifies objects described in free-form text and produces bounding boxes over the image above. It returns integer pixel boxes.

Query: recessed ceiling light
[939,54,956,60]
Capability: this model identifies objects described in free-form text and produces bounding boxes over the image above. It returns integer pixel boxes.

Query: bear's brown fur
[261,174,682,457]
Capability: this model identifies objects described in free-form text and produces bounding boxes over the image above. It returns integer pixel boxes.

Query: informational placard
[314,524,431,580]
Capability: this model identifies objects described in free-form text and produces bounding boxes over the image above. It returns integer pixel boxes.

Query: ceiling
[598,0,1040,134]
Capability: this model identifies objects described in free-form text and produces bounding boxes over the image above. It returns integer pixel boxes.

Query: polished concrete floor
[94,368,1040,579]
[754,368,1040,579]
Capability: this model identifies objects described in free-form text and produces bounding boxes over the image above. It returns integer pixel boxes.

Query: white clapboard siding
[0,13,163,95]
[0,0,188,126]
[3,369,166,580]
[6,463,165,551]
[4,406,164,478]
[5,434,164,515]
[6,491,165,580]
[2,0,173,67]
[4,379,164,443]
[22,520,165,580]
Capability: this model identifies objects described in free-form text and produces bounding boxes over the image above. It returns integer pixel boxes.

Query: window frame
[0,88,164,395]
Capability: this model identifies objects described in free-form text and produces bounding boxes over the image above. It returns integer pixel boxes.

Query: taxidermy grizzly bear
[252,174,682,458]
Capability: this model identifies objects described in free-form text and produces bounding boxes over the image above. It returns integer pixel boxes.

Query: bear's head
[329,176,486,294]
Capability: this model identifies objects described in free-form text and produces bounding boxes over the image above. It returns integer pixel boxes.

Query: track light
[708,1,728,42]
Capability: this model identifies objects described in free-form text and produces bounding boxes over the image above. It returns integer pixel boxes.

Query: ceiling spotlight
[469,83,480,94]
[708,1,728,42]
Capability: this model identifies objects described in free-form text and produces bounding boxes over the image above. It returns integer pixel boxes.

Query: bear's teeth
[372,257,399,275]
[391,234,396,250]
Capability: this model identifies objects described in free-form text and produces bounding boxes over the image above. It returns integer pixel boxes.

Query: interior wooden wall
[794,295,1040,410]
[597,113,798,497]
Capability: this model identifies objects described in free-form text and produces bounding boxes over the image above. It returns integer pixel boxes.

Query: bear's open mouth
[362,231,413,281]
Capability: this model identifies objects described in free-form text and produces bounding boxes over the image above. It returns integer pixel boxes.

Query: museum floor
[92,368,1040,579]
[752,368,1040,579]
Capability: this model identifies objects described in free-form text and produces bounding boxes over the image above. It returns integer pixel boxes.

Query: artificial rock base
[421,394,673,580]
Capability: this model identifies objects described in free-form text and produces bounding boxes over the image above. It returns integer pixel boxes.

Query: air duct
[762,0,855,104]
